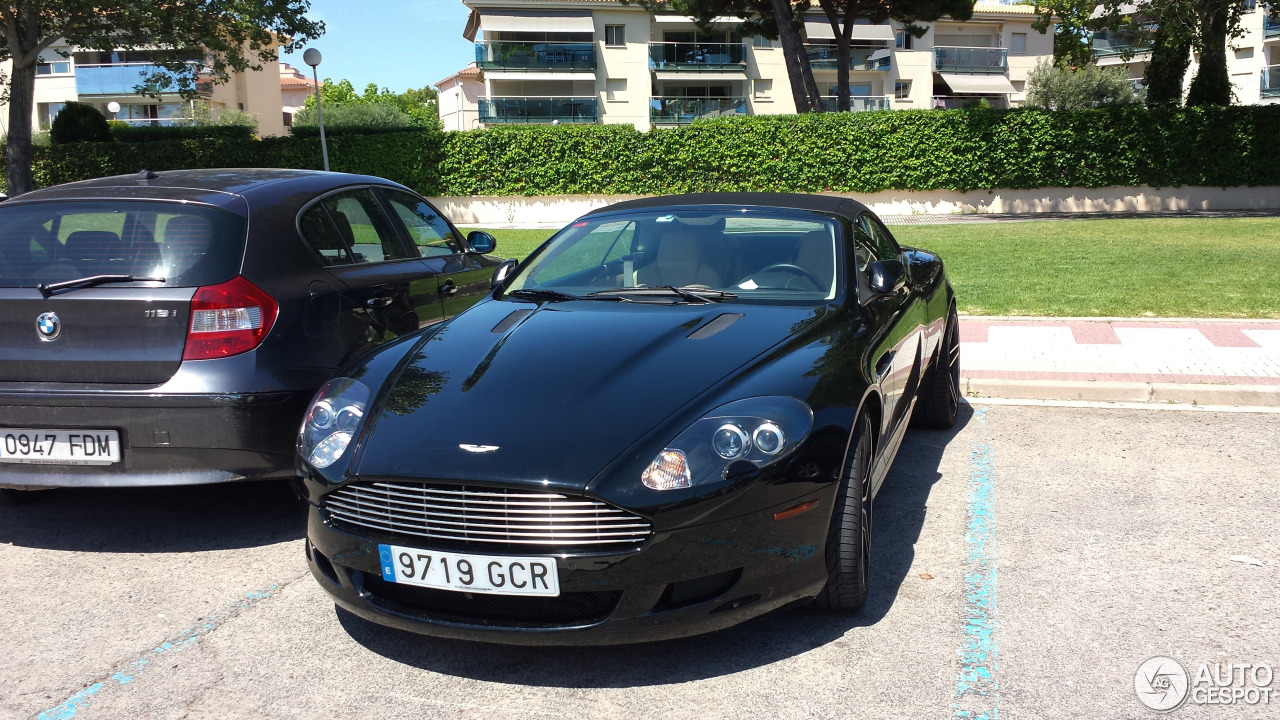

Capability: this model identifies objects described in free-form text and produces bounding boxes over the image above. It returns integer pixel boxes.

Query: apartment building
[437,63,485,131]
[7,41,287,137]
[451,0,1054,130]
[1092,4,1280,104]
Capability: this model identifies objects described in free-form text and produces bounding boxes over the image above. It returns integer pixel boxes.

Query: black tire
[815,413,873,612]
[913,306,960,430]
[0,488,55,505]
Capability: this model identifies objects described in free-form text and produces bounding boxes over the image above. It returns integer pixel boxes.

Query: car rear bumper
[304,489,834,645]
[0,390,310,488]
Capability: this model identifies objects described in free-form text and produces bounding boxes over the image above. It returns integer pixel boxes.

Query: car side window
[852,218,877,288]
[864,216,901,261]
[380,189,460,259]
[299,204,355,266]
[319,189,410,264]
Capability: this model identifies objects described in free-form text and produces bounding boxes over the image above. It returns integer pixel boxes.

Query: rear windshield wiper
[507,288,581,303]
[37,274,166,298]
[586,286,737,304]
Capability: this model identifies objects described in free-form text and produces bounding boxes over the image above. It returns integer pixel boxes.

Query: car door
[297,187,442,365]
[375,188,492,320]
[855,214,923,446]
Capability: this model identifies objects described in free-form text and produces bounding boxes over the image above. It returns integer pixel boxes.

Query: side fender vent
[491,308,533,334]
[688,313,744,340]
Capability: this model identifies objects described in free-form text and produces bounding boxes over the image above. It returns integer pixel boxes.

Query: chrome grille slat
[323,481,652,552]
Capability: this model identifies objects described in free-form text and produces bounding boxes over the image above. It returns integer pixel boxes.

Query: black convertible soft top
[587,193,870,223]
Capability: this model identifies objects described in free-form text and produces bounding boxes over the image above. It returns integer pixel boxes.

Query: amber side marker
[773,499,820,521]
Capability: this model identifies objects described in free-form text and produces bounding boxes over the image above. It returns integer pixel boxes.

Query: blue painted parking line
[36,576,303,720]
[953,407,1000,720]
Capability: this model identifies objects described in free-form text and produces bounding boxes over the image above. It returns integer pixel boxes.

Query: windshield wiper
[507,288,581,303]
[586,286,737,304]
[37,274,166,299]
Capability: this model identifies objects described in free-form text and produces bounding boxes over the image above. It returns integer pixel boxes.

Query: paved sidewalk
[958,317,1280,407]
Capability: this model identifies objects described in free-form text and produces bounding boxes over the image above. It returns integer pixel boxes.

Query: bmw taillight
[182,275,278,360]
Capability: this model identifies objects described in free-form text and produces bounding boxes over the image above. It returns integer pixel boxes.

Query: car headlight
[299,377,370,469]
[641,396,814,490]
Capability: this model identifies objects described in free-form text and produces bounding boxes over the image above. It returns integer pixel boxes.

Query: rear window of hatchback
[0,201,248,288]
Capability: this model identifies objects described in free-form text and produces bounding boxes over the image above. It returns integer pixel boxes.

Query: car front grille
[359,572,621,628]
[323,481,652,554]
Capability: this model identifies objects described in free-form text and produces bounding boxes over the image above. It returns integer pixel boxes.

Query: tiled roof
[436,62,483,87]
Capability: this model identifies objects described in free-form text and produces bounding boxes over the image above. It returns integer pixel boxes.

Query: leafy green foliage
[48,102,112,144]
[1025,61,1142,110]
[298,78,441,131]
[108,124,256,143]
[12,106,1280,196]
[290,102,410,134]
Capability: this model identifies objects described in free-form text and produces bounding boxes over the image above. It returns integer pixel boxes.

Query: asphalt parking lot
[2,403,1276,720]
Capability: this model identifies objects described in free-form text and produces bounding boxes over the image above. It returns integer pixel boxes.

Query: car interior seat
[794,230,835,292]
[160,215,214,278]
[634,230,723,288]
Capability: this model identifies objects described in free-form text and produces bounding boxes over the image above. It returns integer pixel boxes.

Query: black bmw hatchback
[0,168,497,501]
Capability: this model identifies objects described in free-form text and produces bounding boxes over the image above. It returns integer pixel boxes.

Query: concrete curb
[963,377,1280,408]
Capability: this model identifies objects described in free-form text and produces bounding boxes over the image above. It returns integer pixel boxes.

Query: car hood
[354,298,821,489]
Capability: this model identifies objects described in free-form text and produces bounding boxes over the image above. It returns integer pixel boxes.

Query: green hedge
[15,106,1280,196]
[108,124,256,143]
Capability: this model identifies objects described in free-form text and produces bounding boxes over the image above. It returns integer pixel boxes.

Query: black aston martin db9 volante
[300,193,959,644]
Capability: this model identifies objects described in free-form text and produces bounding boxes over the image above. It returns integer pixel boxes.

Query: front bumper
[0,390,311,488]
[305,488,836,645]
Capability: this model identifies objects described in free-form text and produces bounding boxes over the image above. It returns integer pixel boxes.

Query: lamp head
[303,48,322,67]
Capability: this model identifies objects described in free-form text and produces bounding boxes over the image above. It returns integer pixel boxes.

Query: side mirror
[466,230,497,255]
[491,258,518,289]
[868,260,906,295]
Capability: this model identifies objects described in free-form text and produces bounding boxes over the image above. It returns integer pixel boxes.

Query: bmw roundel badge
[35,311,61,341]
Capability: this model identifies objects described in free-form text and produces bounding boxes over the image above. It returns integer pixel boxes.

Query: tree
[1024,59,1142,109]
[1030,0,1096,67]
[303,78,441,130]
[0,1,323,195]
[1143,16,1193,107]
[815,0,974,112]
[1185,0,1242,106]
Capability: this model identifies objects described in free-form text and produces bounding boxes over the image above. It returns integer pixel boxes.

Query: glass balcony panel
[1266,17,1280,38]
[474,42,596,71]
[1262,66,1280,97]
[804,45,891,72]
[932,47,1008,73]
[816,95,891,111]
[649,96,748,124]
[478,96,599,124]
[74,63,200,96]
[1091,33,1150,58]
[648,42,745,70]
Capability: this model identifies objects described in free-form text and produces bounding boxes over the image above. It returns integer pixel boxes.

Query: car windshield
[0,201,247,289]
[504,209,841,303]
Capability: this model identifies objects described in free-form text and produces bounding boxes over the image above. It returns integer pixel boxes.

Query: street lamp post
[303,48,329,172]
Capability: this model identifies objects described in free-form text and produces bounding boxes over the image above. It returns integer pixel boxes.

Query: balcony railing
[932,46,1008,73]
[650,96,747,124]
[1263,66,1280,97]
[804,44,891,71]
[478,96,598,124]
[1091,38,1150,59]
[930,95,1006,110]
[74,62,207,96]
[817,95,891,112]
[648,42,745,70]
[1266,16,1280,38]
[474,42,596,71]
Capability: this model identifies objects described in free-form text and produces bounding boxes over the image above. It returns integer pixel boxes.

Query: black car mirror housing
[491,258,518,289]
[868,260,906,295]
[467,230,497,254]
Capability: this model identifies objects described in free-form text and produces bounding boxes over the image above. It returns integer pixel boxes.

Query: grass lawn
[481,217,1280,318]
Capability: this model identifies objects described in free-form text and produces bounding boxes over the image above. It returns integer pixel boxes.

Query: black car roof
[9,168,404,212]
[587,193,871,223]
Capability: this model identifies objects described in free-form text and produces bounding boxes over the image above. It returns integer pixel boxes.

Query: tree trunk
[1143,22,1192,108]
[819,0,853,112]
[769,0,819,112]
[5,60,37,196]
[1186,1,1231,106]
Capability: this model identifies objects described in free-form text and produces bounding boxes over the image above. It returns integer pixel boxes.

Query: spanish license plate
[0,428,120,465]
[377,544,559,597]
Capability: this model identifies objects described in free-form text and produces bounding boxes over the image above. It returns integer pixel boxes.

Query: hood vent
[491,308,534,334]
[688,313,744,340]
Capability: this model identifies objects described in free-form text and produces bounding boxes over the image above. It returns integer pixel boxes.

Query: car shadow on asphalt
[0,480,305,552]
[336,404,973,687]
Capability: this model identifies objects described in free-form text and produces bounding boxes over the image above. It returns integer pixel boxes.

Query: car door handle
[438,279,458,296]
[366,296,394,308]
[875,351,895,378]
